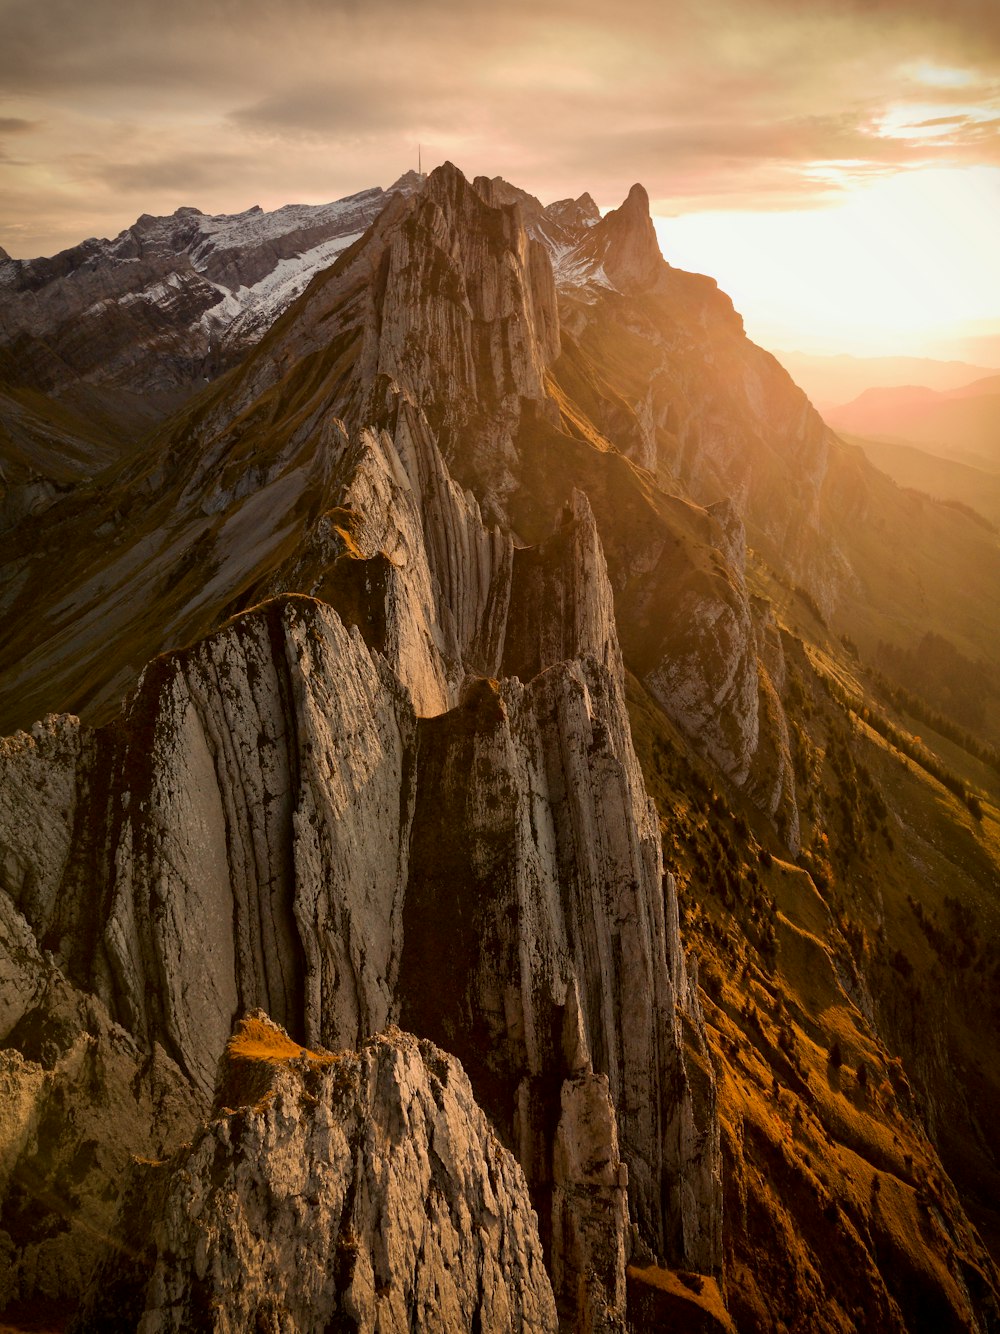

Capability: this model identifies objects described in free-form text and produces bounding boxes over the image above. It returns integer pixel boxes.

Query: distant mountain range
[825,376,1000,474]
[774,349,1000,413]
[843,435,1000,530]
[0,171,426,421]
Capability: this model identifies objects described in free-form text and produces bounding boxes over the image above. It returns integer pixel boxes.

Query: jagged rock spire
[591,181,664,291]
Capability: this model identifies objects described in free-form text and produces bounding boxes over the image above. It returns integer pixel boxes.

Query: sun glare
[653,166,1000,356]
[908,62,975,90]
[875,102,1000,142]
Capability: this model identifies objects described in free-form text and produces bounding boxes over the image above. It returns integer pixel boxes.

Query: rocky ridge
[0,451,721,1325]
[74,1018,560,1334]
[0,161,998,1330]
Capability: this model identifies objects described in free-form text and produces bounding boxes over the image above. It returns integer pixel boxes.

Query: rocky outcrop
[0,483,721,1303]
[503,490,621,682]
[74,1017,559,1333]
[642,584,799,850]
[603,493,799,849]
[322,378,516,714]
[586,184,664,293]
[0,597,417,1098]
[400,496,721,1274]
[545,193,601,232]
[360,165,560,514]
[551,1071,630,1332]
[0,896,200,1307]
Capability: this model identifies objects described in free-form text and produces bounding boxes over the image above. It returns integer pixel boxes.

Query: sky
[1,0,999,359]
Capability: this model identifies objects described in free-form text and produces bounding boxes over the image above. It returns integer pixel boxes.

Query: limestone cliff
[1,598,417,1099]
[0,482,720,1318]
[74,1018,559,1333]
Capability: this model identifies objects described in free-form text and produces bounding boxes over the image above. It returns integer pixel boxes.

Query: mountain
[825,377,1000,473]
[846,434,1000,530]
[774,351,1000,414]
[0,172,424,429]
[0,163,998,1333]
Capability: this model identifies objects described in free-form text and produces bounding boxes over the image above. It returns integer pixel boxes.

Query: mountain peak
[428,159,464,185]
[544,192,601,232]
[624,182,651,213]
[574,191,600,221]
[421,160,475,211]
[587,181,662,292]
[388,169,426,194]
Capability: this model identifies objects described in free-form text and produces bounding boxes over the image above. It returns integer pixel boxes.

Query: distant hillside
[827,378,1000,472]
[846,433,1000,529]
[772,350,999,412]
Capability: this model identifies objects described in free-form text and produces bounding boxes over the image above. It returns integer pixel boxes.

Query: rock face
[634,512,800,850]
[0,597,417,1099]
[0,477,720,1317]
[0,892,200,1307]
[551,1071,630,1332]
[74,1017,560,1333]
[583,183,664,292]
[400,544,721,1272]
[265,162,562,518]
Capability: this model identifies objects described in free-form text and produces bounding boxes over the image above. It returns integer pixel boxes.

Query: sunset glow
[654,166,1000,357]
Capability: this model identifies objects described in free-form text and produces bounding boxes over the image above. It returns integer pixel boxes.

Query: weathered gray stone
[74,1018,559,1334]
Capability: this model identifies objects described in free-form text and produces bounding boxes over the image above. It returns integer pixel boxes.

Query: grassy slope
[627,656,1000,1330]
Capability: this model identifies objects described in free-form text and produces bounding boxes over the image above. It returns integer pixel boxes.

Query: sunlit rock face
[0,598,417,1100]
[73,1018,560,1334]
[583,182,665,293]
[0,472,720,1312]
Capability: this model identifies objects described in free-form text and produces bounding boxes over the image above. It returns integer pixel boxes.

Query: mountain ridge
[826,377,1000,474]
[0,160,997,1331]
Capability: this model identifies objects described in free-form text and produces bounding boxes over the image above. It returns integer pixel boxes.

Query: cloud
[1,0,998,255]
[229,85,430,140]
[96,151,257,197]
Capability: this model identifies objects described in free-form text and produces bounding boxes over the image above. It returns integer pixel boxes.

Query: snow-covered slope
[0,172,425,410]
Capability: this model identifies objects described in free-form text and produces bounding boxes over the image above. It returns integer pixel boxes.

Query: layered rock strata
[0,488,721,1314]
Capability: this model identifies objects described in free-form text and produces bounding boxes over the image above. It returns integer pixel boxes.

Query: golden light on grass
[224,1014,337,1067]
[215,1013,340,1115]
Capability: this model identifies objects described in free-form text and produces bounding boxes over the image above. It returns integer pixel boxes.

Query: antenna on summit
[418,143,423,177]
